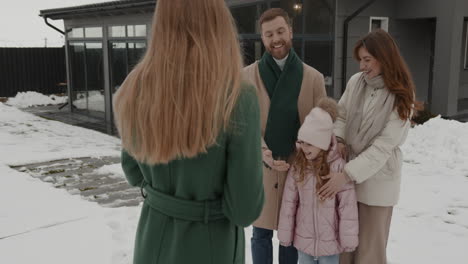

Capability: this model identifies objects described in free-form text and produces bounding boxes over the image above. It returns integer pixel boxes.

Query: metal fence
[0,47,66,97]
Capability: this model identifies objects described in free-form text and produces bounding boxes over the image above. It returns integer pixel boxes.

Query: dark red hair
[353,29,423,120]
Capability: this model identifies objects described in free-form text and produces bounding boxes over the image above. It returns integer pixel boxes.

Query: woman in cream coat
[318,29,421,264]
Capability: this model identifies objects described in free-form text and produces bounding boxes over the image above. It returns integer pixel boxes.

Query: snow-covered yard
[5,91,67,108]
[1,93,467,263]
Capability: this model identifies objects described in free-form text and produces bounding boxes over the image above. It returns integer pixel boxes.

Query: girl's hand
[318,172,351,199]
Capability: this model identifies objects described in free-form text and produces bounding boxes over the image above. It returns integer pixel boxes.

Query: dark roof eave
[40,0,266,20]
[40,1,156,20]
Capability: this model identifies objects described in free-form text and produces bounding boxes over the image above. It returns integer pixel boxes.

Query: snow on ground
[6,91,67,108]
[94,163,126,179]
[0,101,133,264]
[73,91,106,112]
[1,100,467,263]
[0,102,119,166]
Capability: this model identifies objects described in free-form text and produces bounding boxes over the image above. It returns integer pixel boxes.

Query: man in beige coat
[243,8,326,264]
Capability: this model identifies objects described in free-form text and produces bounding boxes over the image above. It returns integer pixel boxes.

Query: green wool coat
[121,85,264,264]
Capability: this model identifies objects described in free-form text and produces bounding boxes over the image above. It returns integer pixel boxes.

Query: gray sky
[0,0,111,47]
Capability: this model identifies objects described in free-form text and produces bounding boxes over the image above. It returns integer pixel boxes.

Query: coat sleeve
[331,157,359,251]
[243,63,268,153]
[334,88,349,141]
[222,85,265,227]
[312,72,327,107]
[277,168,299,247]
[334,73,359,141]
[344,110,410,184]
[337,182,359,252]
[121,150,144,187]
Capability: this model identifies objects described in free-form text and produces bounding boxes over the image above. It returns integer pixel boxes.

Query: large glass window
[109,24,147,38]
[293,40,303,58]
[68,27,103,39]
[69,43,85,104]
[231,5,259,34]
[127,25,147,37]
[304,40,333,78]
[68,28,84,38]
[268,0,302,34]
[232,3,268,64]
[69,42,104,117]
[282,0,335,94]
[85,43,104,114]
[110,43,127,92]
[85,27,103,38]
[240,39,265,65]
[109,26,126,38]
[128,43,146,69]
[272,0,334,35]
[110,42,147,93]
[303,0,334,34]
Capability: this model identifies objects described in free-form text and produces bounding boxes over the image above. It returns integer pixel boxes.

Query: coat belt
[140,181,225,224]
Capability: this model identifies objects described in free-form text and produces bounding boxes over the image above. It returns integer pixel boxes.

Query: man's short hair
[258,8,291,30]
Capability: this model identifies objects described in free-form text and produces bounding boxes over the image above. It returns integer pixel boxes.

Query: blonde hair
[113,0,244,164]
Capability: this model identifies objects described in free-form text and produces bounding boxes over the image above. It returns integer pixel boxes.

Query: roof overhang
[39,0,156,20]
[39,0,266,20]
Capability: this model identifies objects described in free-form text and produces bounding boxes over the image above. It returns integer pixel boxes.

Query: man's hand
[318,172,351,199]
[263,149,290,172]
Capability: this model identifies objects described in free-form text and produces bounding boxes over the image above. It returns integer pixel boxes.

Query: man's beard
[267,39,292,60]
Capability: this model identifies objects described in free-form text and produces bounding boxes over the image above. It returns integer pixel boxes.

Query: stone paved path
[11,156,143,207]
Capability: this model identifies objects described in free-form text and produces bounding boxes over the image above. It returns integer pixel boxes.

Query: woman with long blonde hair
[113,0,264,263]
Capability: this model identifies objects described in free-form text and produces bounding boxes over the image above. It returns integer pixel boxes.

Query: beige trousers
[340,202,393,264]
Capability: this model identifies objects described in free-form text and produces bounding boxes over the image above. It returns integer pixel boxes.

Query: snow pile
[73,91,105,112]
[6,91,67,108]
[388,116,468,263]
[403,116,468,171]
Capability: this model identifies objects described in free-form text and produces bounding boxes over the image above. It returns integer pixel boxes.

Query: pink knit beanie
[297,97,338,150]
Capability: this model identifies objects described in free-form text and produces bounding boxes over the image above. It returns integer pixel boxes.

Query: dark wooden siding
[0,48,66,97]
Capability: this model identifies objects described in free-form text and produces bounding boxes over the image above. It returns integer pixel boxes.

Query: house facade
[336,0,468,120]
[39,0,468,133]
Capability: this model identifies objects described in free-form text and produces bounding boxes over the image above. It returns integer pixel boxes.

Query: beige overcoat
[243,61,326,230]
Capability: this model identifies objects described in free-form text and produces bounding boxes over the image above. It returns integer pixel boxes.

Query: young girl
[277,97,358,264]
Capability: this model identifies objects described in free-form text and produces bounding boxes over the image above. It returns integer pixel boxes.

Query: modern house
[39,0,468,134]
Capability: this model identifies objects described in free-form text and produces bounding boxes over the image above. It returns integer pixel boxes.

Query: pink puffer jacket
[277,136,359,257]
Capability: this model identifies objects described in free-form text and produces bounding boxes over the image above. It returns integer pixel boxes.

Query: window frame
[369,17,389,32]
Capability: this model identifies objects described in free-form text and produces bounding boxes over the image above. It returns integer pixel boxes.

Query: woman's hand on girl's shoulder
[318,172,352,200]
[337,142,347,159]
